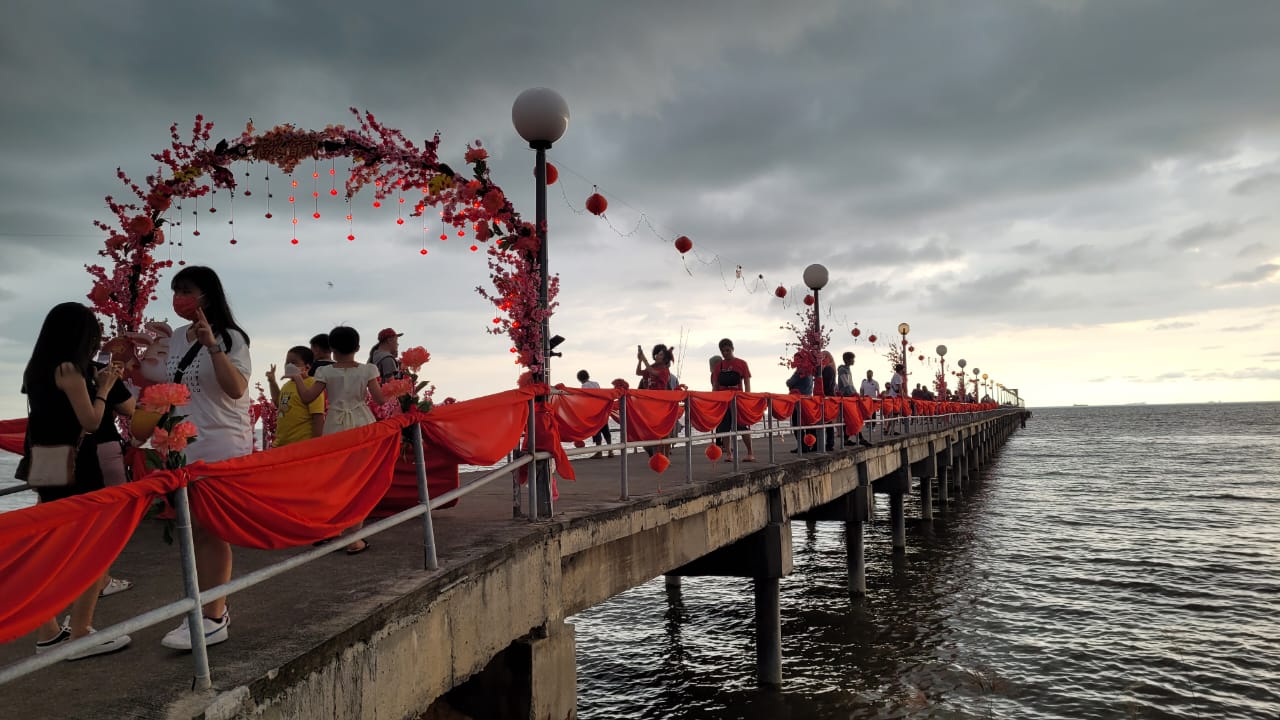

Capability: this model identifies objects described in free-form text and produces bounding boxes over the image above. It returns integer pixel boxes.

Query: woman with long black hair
[23,302,131,659]
[150,266,252,651]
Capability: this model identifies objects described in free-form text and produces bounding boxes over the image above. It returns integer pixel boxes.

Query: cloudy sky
[1,0,1278,418]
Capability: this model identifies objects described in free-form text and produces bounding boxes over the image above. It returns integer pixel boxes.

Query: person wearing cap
[368,327,402,381]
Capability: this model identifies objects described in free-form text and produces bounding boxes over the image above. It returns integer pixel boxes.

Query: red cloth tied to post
[548,387,618,442]
[0,473,181,643]
[419,388,535,466]
[735,393,769,426]
[623,389,684,441]
[768,394,799,421]
[686,391,732,432]
[186,417,408,549]
[0,417,27,456]
[839,397,866,435]
[799,396,822,426]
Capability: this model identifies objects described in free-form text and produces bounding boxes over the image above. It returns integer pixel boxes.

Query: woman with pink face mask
[155,266,251,652]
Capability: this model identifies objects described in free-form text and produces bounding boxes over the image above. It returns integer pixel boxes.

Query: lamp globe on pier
[972,367,981,398]
[512,87,569,520]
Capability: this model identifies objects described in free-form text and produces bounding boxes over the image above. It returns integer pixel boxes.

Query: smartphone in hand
[92,350,113,369]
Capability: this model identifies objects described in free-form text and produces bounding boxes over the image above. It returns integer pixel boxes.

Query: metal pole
[619,395,630,500]
[174,485,212,690]
[411,423,438,570]
[731,400,740,473]
[534,142,554,521]
[527,398,538,521]
[766,401,775,464]
[684,400,693,484]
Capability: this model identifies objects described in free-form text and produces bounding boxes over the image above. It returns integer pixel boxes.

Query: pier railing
[0,387,1010,689]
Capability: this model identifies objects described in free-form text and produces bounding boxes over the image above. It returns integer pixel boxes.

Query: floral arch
[88,109,557,375]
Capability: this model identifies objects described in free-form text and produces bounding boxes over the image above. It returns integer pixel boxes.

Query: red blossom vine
[780,304,830,377]
[88,110,557,373]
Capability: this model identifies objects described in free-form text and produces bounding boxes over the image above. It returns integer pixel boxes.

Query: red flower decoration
[674,236,692,254]
[585,192,608,215]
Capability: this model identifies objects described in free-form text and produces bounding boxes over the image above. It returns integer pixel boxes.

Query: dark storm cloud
[1230,172,1280,196]
[1222,264,1280,286]
[1168,221,1249,250]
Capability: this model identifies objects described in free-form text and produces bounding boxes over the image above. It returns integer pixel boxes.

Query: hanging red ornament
[868,334,878,343]
[674,236,693,254]
[852,328,861,337]
[290,238,299,245]
[396,218,405,225]
[803,433,816,447]
[585,192,608,215]
[775,285,787,298]
[648,453,671,473]
[918,355,925,361]
[373,200,382,208]
[544,163,559,185]
[420,249,428,255]
[347,234,355,241]
[908,345,915,352]
[803,295,815,306]
[705,444,723,461]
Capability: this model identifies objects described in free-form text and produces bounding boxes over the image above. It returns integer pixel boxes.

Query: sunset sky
[2,1,1278,418]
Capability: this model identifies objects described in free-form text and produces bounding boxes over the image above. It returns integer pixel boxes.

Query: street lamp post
[897,323,910,395]
[512,87,569,520]
[936,344,947,399]
[803,264,828,450]
[957,358,967,400]
[972,368,980,399]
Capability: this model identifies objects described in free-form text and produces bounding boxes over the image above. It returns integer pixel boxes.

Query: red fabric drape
[186,417,408,549]
[0,474,180,643]
[769,394,799,421]
[686,391,732,432]
[736,393,770,426]
[419,388,535,466]
[799,397,822,425]
[0,417,26,456]
[624,390,683,441]
[840,398,866,435]
[549,388,618,441]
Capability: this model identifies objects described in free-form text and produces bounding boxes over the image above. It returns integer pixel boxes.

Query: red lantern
[674,235,693,254]
[573,440,586,448]
[803,295,815,306]
[585,192,608,215]
[705,444,723,461]
[775,285,787,298]
[649,453,671,473]
[545,163,559,185]
[918,355,924,361]
[852,328,861,338]
[868,334,878,343]
[803,433,816,447]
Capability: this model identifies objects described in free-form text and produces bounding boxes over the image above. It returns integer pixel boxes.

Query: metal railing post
[174,484,212,690]
[838,400,846,450]
[684,399,693,484]
[527,398,538,521]
[619,395,630,500]
[411,422,438,571]
[731,399,741,473]
[766,401,775,464]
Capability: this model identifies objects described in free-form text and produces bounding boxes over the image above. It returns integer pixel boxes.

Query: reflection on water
[573,403,1280,719]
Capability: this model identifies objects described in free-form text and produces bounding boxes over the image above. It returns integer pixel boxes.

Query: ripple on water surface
[573,403,1280,719]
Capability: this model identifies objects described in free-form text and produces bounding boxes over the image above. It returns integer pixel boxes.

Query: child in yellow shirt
[266,346,326,447]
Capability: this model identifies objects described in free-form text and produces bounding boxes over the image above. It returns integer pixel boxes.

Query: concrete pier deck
[0,411,1022,719]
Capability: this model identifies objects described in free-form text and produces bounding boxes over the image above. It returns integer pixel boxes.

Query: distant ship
[1072,403,1089,407]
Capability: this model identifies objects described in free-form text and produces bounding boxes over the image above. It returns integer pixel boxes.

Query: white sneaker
[161,610,230,650]
[34,626,71,655]
[65,628,132,660]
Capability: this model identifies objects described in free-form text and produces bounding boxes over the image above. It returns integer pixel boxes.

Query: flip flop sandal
[100,577,134,598]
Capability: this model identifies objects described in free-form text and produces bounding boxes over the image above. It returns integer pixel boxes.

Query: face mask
[173,295,201,321]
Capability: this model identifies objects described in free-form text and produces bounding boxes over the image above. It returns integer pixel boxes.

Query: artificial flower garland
[87,110,557,375]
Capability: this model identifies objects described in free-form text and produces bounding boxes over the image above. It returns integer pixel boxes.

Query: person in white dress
[293,325,387,553]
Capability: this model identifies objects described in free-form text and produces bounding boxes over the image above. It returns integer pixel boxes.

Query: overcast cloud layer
[1,0,1278,414]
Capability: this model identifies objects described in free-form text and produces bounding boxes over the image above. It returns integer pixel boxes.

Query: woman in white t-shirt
[155,266,251,652]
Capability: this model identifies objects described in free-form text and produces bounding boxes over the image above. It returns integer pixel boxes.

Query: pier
[0,406,1025,719]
